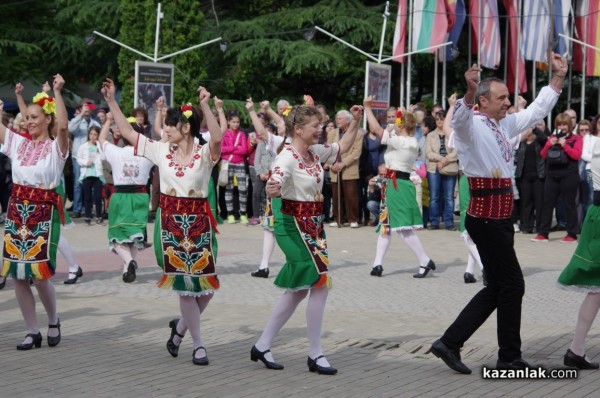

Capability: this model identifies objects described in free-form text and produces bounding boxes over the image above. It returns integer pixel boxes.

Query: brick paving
[0,218,597,397]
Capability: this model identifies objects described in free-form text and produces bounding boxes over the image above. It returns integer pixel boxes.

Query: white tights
[462,233,483,274]
[58,236,80,274]
[372,230,431,268]
[14,279,59,341]
[113,243,139,272]
[570,293,600,357]
[174,294,213,358]
[255,288,331,367]
[259,230,275,270]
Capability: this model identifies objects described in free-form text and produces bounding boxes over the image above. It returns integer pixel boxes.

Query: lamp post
[91,3,221,63]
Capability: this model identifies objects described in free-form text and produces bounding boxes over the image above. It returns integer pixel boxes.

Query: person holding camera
[366,163,387,226]
[532,113,582,243]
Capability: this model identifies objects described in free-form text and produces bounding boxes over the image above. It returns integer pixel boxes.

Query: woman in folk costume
[250,103,363,375]
[362,97,436,278]
[98,111,154,283]
[0,74,69,349]
[102,78,223,366]
[557,130,600,370]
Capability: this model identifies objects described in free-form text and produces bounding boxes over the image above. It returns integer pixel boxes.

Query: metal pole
[478,0,482,69]
[380,42,451,62]
[314,26,379,62]
[442,50,447,110]
[532,62,537,98]
[406,0,414,108]
[153,3,163,62]
[567,2,575,107]
[547,0,554,130]
[514,0,521,104]
[92,31,154,61]
[400,63,405,106]
[156,38,222,61]
[582,0,589,121]
[377,1,390,63]
[434,51,438,105]
[504,14,509,83]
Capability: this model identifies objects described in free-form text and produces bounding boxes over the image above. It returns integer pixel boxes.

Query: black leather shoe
[251,268,269,278]
[166,318,184,358]
[192,346,209,366]
[428,339,472,374]
[123,260,137,283]
[482,271,488,287]
[370,265,383,277]
[564,349,599,369]
[250,345,284,370]
[64,267,83,285]
[0,275,6,290]
[426,259,436,270]
[16,332,42,350]
[307,355,338,375]
[496,357,532,370]
[47,319,61,347]
[464,272,476,283]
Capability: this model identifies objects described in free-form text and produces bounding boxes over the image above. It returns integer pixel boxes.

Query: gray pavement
[0,217,597,397]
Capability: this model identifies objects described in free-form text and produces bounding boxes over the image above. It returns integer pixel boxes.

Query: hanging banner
[134,61,174,131]
[365,61,392,128]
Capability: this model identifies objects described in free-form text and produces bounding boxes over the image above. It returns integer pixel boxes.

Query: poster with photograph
[364,62,392,128]
[134,61,174,134]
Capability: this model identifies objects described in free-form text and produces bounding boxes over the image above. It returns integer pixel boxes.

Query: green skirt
[557,205,600,292]
[56,179,74,228]
[274,212,331,290]
[262,197,282,232]
[108,192,149,248]
[377,178,423,234]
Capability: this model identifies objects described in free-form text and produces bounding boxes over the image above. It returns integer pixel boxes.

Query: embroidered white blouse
[381,129,419,173]
[135,135,217,197]
[0,129,68,188]
[271,144,340,202]
[103,142,154,186]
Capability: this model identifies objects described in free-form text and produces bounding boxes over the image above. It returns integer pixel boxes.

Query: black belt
[115,185,148,193]
[470,186,512,197]
[594,191,600,206]
[389,170,410,180]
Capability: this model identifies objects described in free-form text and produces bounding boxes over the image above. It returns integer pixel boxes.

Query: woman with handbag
[425,110,459,230]
[532,113,582,243]
[220,112,249,224]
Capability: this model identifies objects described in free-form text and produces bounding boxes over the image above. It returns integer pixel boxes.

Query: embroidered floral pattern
[482,117,512,163]
[166,144,202,177]
[16,139,53,167]
[288,147,323,184]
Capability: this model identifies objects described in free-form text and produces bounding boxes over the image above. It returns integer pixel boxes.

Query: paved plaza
[1,218,598,398]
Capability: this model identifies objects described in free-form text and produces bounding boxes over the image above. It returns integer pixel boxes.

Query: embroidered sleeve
[312,143,340,165]
[0,129,19,158]
[135,134,159,165]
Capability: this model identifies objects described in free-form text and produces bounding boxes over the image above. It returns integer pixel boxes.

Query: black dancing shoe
[251,268,269,278]
[250,345,284,370]
[428,339,471,374]
[0,275,6,290]
[413,266,431,278]
[64,267,83,285]
[307,355,338,375]
[123,260,137,283]
[16,332,42,350]
[192,346,209,366]
[564,349,600,369]
[370,265,383,277]
[463,272,476,284]
[47,319,61,347]
[166,318,184,358]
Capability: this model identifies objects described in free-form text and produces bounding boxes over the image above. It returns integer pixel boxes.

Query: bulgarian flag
[392,0,408,63]
[411,0,450,53]
[573,0,600,76]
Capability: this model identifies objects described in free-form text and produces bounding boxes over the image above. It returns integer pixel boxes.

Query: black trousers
[82,176,103,219]
[537,173,579,237]
[517,173,544,231]
[441,215,525,362]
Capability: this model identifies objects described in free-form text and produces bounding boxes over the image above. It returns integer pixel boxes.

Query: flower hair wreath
[32,92,57,116]
[395,109,403,129]
[180,104,193,121]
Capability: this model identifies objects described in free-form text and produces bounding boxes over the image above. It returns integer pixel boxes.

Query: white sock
[399,230,430,270]
[260,230,275,270]
[58,236,80,275]
[372,234,391,266]
[307,287,331,367]
[113,243,133,272]
[256,290,308,362]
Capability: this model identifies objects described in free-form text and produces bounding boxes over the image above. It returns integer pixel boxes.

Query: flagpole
[442,49,447,110]
[567,2,575,108]
[406,0,414,108]
[582,0,589,121]
[478,0,482,69]
[504,15,509,83]
[400,63,405,106]
[434,52,438,105]
[514,0,521,104]
[468,9,472,67]
[377,1,390,63]
[547,0,555,130]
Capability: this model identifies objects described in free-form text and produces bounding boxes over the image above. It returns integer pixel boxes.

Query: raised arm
[98,111,113,149]
[213,96,227,133]
[0,100,6,143]
[200,88,222,162]
[337,105,363,154]
[362,96,384,138]
[261,101,285,136]
[246,98,267,141]
[15,82,27,116]
[153,96,166,138]
[53,74,69,155]
[443,93,457,137]
[102,78,140,147]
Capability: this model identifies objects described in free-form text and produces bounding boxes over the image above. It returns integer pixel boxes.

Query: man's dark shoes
[251,268,269,278]
[496,357,532,370]
[564,349,599,369]
[427,225,440,230]
[429,339,472,374]
[370,265,383,277]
